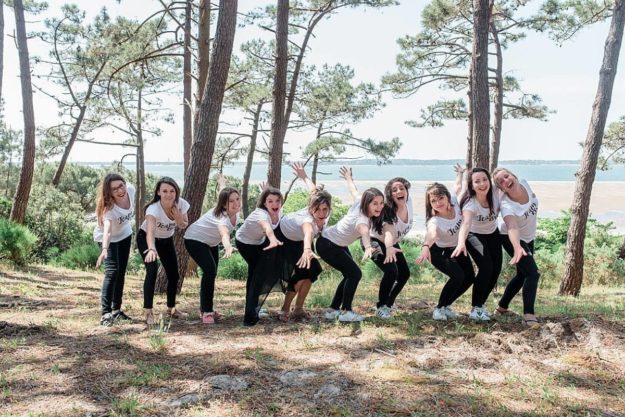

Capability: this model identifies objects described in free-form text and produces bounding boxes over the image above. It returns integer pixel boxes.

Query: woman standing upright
[94,174,135,326]
[491,168,541,327]
[452,167,502,321]
[138,177,189,325]
[316,167,385,322]
[184,175,240,324]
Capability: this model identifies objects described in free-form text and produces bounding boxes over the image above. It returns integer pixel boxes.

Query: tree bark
[10,0,36,224]
[242,103,263,218]
[465,66,474,169]
[267,0,289,188]
[156,0,238,292]
[0,3,4,104]
[470,0,491,169]
[489,18,504,173]
[135,83,146,228]
[560,0,625,296]
[195,0,210,112]
[183,0,193,175]
[311,153,319,185]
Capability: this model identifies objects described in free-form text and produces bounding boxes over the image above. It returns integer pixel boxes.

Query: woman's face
[110,180,127,201]
[227,192,241,216]
[471,172,491,197]
[264,194,282,216]
[311,202,331,222]
[367,195,385,218]
[390,181,408,206]
[157,183,177,204]
[494,170,517,193]
[429,193,449,214]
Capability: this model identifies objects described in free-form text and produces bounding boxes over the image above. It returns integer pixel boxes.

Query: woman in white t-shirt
[316,167,385,323]
[369,177,413,319]
[93,174,135,327]
[491,168,540,327]
[184,177,240,325]
[137,177,189,325]
[278,163,332,322]
[235,186,284,326]
[452,167,502,322]
[416,182,475,321]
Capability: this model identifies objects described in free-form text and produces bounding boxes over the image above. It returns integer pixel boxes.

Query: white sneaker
[324,308,340,320]
[443,306,459,319]
[469,306,491,322]
[432,307,447,321]
[338,310,363,322]
[376,305,392,319]
[257,307,270,318]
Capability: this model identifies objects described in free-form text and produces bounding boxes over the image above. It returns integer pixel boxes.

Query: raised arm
[339,166,359,203]
[453,163,466,199]
[217,174,228,192]
[292,162,316,193]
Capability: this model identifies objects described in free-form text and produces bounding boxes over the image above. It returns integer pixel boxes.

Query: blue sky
[2,0,623,162]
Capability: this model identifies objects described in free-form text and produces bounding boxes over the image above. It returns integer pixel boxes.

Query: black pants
[430,244,475,308]
[236,238,272,325]
[316,236,362,311]
[498,237,540,315]
[184,239,220,313]
[466,230,502,307]
[137,229,180,309]
[99,234,132,315]
[368,238,411,308]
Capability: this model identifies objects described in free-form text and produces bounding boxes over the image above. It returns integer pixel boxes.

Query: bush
[0,196,11,219]
[218,254,248,280]
[54,242,101,270]
[0,218,37,265]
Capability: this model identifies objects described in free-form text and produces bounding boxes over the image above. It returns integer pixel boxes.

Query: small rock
[278,370,317,386]
[166,393,201,408]
[314,384,341,399]
[206,375,248,391]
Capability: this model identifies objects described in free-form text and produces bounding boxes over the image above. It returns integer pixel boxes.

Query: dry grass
[1,263,624,417]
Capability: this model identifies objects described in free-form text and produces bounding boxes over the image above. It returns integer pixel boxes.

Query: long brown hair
[384,177,411,223]
[424,182,452,222]
[360,187,385,235]
[256,187,283,211]
[95,173,126,226]
[459,168,495,215]
[144,176,180,215]
[213,187,240,217]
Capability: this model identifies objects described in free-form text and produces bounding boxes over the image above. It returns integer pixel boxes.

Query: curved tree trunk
[470,0,491,169]
[311,153,319,185]
[183,0,193,175]
[242,103,262,217]
[0,3,4,104]
[155,0,238,293]
[489,19,504,173]
[267,0,289,188]
[10,0,36,224]
[560,0,625,296]
[195,0,210,113]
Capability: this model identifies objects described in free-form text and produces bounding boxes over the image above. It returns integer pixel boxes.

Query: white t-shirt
[321,202,370,247]
[235,208,281,245]
[93,184,136,243]
[185,210,239,247]
[280,208,328,242]
[371,195,414,244]
[427,195,463,248]
[499,179,539,243]
[462,195,500,235]
[140,198,190,239]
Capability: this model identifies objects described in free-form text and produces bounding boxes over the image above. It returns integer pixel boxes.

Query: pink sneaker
[201,312,215,324]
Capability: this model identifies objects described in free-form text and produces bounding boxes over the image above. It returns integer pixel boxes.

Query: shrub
[55,243,101,270]
[0,196,11,219]
[218,254,248,280]
[0,219,37,265]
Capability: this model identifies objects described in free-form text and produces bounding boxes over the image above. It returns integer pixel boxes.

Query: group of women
[93,163,541,328]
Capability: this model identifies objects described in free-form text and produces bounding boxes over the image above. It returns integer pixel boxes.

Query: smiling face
[471,171,491,198]
[110,180,127,203]
[157,183,178,206]
[493,169,518,193]
[428,193,450,214]
[226,192,241,216]
[390,181,408,206]
[312,202,330,222]
[264,194,282,216]
[367,195,385,218]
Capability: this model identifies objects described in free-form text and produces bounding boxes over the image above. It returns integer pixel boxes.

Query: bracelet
[421,244,430,249]
[102,247,108,250]
[143,248,156,254]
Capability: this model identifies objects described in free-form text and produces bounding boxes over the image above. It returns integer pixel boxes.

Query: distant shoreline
[79,159,588,165]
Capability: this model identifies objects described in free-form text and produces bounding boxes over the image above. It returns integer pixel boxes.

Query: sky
[2,0,624,163]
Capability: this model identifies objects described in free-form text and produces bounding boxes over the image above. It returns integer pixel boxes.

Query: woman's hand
[263,235,283,251]
[96,249,108,268]
[415,246,431,265]
[339,166,353,181]
[144,248,158,263]
[451,242,467,258]
[296,248,319,269]
[384,246,402,264]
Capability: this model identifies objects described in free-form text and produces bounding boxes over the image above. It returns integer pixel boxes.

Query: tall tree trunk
[10,0,36,224]
[135,84,146,229]
[52,105,87,186]
[183,0,193,175]
[156,0,238,292]
[311,153,319,185]
[470,0,491,169]
[560,0,625,296]
[466,67,474,169]
[195,0,210,113]
[0,3,4,104]
[267,0,289,188]
[489,19,504,173]
[619,238,625,259]
[242,103,262,217]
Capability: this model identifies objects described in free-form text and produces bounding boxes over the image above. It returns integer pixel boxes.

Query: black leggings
[99,234,132,315]
[137,229,180,309]
[368,238,411,308]
[466,230,502,307]
[498,237,540,315]
[184,239,220,313]
[236,238,271,324]
[316,236,362,311]
[430,244,475,308]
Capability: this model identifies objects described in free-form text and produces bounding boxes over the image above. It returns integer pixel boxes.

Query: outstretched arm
[339,166,359,203]
[453,163,466,199]
[292,162,316,193]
